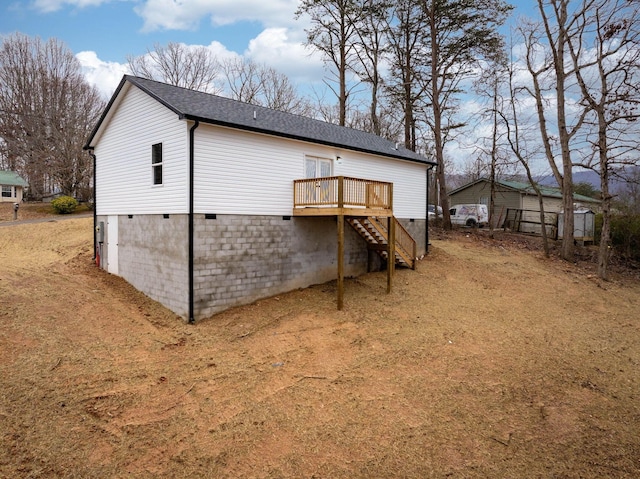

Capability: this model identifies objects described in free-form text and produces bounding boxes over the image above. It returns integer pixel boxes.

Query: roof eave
[83,77,129,150]
[86,75,434,166]
[181,113,435,166]
[84,75,187,150]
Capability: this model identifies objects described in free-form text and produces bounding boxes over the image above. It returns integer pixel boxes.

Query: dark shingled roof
[86,75,435,166]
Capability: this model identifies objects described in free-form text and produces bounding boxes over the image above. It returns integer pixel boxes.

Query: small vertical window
[152,143,163,185]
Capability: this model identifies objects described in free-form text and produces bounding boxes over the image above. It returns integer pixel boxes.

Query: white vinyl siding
[337,152,427,218]
[194,124,428,218]
[195,125,300,215]
[94,86,188,215]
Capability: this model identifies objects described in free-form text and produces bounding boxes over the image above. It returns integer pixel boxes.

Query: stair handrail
[367,216,416,269]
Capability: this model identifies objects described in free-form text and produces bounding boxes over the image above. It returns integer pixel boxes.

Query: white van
[428,204,443,219]
[449,204,489,227]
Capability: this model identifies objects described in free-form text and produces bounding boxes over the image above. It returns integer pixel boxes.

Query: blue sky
[2,0,547,173]
[1,0,329,98]
[1,0,534,99]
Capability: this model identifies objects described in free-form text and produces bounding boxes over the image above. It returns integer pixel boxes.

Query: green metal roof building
[0,171,28,203]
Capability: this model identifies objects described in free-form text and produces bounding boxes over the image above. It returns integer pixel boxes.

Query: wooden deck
[292,175,418,311]
[293,176,393,217]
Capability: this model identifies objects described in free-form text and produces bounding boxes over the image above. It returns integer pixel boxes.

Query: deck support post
[337,177,345,310]
[387,215,395,294]
[337,214,344,310]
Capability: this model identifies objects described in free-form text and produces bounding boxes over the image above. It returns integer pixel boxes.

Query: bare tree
[220,58,313,115]
[538,0,579,260]
[472,58,526,235]
[384,0,430,150]
[617,167,640,215]
[519,0,640,265]
[347,99,404,140]
[0,33,104,200]
[527,0,613,261]
[296,0,362,126]
[566,0,640,279]
[127,42,220,93]
[260,67,310,113]
[498,42,554,257]
[221,57,265,104]
[421,0,512,230]
[351,0,390,136]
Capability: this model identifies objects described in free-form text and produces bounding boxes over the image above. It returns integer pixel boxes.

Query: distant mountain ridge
[536,167,638,195]
[536,171,597,188]
[446,167,638,196]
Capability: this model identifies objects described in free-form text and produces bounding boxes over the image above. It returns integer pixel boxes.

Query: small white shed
[558,207,596,244]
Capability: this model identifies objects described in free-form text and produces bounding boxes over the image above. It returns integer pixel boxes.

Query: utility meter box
[96,221,105,243]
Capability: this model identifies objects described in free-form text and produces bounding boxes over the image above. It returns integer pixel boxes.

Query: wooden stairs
[347,216,417,269]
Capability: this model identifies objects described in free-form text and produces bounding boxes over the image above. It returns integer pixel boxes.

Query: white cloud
[31,0,112,13]
[27,0,325,98]
[245,28,324,84]
[203,40,239,62]
[134,0,299,32]
[76,50,128,98]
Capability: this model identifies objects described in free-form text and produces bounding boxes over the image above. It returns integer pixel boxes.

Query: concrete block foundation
[96,214,425,321]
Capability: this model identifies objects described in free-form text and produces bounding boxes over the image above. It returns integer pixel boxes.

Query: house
[448,178,600,232]
[84,75,436,322]
[0,170,28,203]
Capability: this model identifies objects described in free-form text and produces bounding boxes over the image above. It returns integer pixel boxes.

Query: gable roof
[85,75,435,166]
[449,178,600,204]
[0,170,28,187]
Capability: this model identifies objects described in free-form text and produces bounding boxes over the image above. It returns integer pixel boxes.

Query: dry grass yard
[1,209,639,478]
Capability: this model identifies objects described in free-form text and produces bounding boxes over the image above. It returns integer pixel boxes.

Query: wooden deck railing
[293,176,392,210]
[393,218,417,265]
[369,216,417,267]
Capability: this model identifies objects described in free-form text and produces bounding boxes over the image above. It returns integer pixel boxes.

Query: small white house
[0,170,28,203]
[84,75,435,321]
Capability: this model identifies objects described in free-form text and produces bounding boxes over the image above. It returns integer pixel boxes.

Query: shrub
[596,213,640,262]
[51,195,78,214]
[610,214,640,262]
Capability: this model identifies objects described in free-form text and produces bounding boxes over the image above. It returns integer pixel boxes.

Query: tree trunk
[560,168,575,260]
[370,75,380,136]
[554,1,575,262]
[339,24,347,126]
[536,191,551,258]
[403,30,413,149]
[535,0,576,261]
[489,80,498,238]
[597,112,611,280]
[429,6,451,229]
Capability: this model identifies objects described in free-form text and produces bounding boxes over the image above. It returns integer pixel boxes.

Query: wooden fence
[504,208,559,238]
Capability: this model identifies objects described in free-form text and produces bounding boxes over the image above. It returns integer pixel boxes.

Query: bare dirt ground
[1,206,639,478]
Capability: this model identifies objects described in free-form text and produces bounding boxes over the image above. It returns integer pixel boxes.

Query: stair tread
[348,216,416,269]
